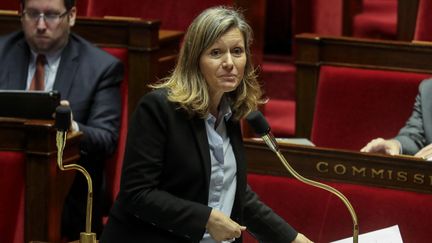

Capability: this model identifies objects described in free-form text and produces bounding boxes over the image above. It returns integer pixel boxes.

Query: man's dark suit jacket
[100,89,297,243]
[0,31,123,157]
[0,31,123,237]
[396,79,432,155]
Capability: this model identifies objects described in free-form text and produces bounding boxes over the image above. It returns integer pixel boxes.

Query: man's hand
[360,138,400,155]
[60,100,79,132]
[206,209,246,242]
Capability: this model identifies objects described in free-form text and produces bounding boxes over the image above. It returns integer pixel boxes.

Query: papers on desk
[276,138,315,146]
[330,225,403,243]
[251,137,315,146]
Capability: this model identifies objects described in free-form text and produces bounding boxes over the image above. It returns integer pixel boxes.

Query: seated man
[361,79,432,160]
[0,0,123,240]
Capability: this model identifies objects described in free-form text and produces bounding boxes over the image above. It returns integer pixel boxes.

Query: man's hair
[152,6,263,120]
[20,0,76,10]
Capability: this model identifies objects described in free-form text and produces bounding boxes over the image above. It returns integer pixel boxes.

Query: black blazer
[101,89,297,243]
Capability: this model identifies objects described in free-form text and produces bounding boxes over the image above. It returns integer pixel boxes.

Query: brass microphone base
[80,232,96,243]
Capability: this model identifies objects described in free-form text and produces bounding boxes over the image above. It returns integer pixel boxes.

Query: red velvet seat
[414,0,432,41]
[100,47,129,219]
[0,2,19,11]
[261,55,296,137]
[86,0,232,31]
[0,1,88,16]
[0,152,25,243]
[263,99,296,137]
[262,57,296,101]
[311,65,429,150]
[352,0,397,39]
[246,173,432,243]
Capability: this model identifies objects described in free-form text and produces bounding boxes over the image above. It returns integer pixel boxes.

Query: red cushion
[247,174,330,242]
[414,0,432,41]
[100,47,128,209]
[76,0,90,16]
[247,173,432,242]
[310,0,343,35]
[0,152,25,243]
[263,99,296,137]
[311,65,430,150]
[0,2,19,11]
[88,0,232,31]
[262,59,296,100]
[352,0,397,39]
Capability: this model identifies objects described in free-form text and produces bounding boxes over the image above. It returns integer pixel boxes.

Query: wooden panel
[0,118,81,243]
[245,139,432,194]
[397,0,420,40]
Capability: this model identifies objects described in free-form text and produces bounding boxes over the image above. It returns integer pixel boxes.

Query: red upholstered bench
[0,152,25,243]
[262,99,296,138]
[245,173,432,243]
[86,0,232,31]
[311,65,430,150]
[352,0,397,39]
[100,47,129,220]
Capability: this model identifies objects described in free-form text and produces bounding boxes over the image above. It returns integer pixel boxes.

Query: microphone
[246,111,359,243]
[55,105,96,243]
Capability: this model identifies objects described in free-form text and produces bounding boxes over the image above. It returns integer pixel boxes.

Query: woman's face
[199,27,246,101]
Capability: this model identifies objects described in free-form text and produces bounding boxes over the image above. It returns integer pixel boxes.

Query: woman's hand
[206,209,246,242]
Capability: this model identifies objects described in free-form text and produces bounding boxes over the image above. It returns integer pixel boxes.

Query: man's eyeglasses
[22,10,69,24]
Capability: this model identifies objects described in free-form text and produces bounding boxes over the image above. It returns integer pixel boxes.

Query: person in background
[361,79,432,160]
[101,6,313,243]
[0,0,123,240]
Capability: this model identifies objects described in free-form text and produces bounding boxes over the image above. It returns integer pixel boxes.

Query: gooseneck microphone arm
[55,106,96,243]
[246,111,359,243]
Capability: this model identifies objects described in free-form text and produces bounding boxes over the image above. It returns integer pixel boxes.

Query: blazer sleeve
[118,91,211,242]
[77,59,123,156]
[242,185,298,243]
[395,79,432,155]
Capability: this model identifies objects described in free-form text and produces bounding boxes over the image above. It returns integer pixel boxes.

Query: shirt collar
[206,96,233,122]
[30,48,63,69]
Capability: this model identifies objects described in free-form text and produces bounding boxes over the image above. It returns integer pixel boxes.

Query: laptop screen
[0,90,60,119]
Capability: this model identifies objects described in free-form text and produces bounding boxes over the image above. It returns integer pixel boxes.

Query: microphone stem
[56,132,94,234]
[263,135,359,243]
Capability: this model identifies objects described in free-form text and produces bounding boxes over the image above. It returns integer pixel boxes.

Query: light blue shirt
[26,49,62,91]
[201,98,237,243]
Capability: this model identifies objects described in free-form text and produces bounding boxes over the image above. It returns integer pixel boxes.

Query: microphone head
[245,110,271,136]
[55,105,71,132]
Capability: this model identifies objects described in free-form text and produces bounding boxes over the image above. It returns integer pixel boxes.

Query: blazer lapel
[226,118,246,220]
[53,37,79,99]
[191,117,211,190]
[7,40,30,89]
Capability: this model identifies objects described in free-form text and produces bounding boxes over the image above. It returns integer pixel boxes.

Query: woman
[101,6,313,243]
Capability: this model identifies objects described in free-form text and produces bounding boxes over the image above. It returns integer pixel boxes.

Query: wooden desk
[0,13,183,119]
[245,139,432,242]
[0,118,82,243]
[245,138,432,193]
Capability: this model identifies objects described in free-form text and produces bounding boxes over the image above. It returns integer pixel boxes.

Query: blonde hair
[152,6,263,120]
